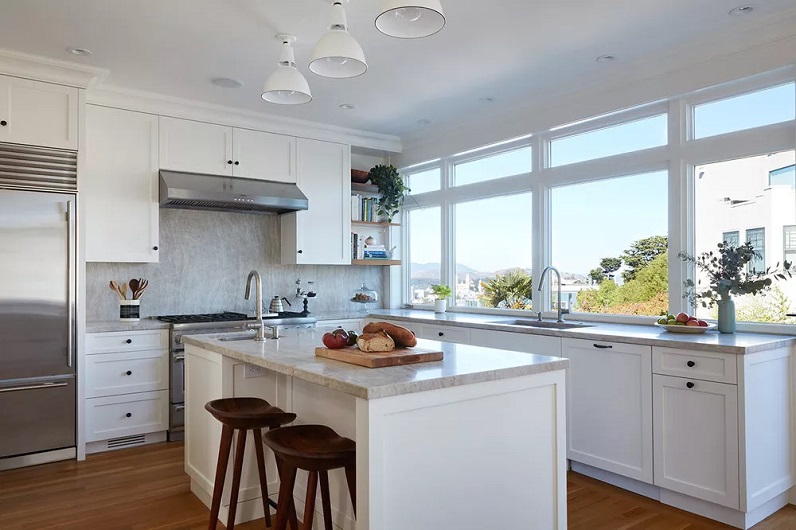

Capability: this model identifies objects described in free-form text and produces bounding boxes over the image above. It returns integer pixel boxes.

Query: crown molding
[86,84,402,154]
[0,48,109,88]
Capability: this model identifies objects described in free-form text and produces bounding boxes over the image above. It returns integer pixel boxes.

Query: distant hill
[410,263,586,283]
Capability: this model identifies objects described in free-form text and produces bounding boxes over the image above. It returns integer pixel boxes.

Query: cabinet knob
[125,370,132,376]
[125,412,132,418]
[0,120,6,126]
[297,250,303,254]
[153,246,159,251]
[687,360,696,367]
[686,382,695,389]
[234,161,240,165]
[438,332,444,337]
[227,160,233,165]
[126,339,132,344]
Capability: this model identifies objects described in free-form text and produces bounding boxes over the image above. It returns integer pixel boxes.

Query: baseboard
[0,447,76,471]
[570,461,660,500]
[85,431,167,454]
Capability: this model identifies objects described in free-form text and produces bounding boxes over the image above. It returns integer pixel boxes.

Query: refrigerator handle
[0,381,69,393]
[67,199,75,369]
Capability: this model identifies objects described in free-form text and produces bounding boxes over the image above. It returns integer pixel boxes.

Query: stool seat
[205,397,296,430]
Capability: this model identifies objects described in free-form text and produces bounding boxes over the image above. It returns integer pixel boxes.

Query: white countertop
[181,325,569,399]
[366,309,796,355]
[86,319,170,333]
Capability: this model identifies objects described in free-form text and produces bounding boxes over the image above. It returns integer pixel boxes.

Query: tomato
[322,328,349,349]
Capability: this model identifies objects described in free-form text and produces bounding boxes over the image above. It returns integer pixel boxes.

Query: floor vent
[107,434,147,449]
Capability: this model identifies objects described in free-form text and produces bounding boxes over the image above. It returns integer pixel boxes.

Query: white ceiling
[1,0,796,139]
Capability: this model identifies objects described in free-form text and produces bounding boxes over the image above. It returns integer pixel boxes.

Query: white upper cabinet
[158,116,232,176]
[0,75,78,150]
[232,128,295,183]
[84,105,159,263]
[281,138,351,265]
[158,116,296,181]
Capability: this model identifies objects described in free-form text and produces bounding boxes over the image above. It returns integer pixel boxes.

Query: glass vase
[717,298,736,334]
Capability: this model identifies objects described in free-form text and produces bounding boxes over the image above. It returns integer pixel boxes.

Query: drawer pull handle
[125,412,132,418]
[125,370,132,376]
[438,332,444,337]
[687,360,696,367]
[686,382,695,389]
[126,339,132,344]
[593,344,612,349]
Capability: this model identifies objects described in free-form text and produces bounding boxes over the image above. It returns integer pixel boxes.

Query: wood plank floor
[1,442,795,529]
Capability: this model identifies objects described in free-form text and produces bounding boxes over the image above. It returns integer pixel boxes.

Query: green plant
[368,164,410,222]
[678,242,792,308]
[479,269,533,309]
[430,284,452,299]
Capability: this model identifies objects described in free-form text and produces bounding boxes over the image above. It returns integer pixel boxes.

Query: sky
[407,82,796,277]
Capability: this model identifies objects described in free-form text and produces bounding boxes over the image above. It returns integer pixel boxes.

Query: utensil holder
[119,300,140,322]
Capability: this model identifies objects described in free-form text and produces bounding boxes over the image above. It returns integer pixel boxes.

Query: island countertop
[181,326,568,400]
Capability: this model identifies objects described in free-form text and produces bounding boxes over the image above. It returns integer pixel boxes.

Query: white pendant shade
[376,0,445,39]
[262,38,312,105]
[310,2,367,78]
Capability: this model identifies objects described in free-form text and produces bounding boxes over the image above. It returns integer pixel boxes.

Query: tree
[600,257,622,279]
[588,268,606,285]
[622,235,668,282]
[480,269,533,309]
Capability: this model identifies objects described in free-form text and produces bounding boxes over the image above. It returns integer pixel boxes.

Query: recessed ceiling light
[211,77,244,89]
[729,5,754,15]
[479,97,495,103]
[67,47,92,56]
[596,55,615,63]
[417,119,431,126]
[339,103,355,110]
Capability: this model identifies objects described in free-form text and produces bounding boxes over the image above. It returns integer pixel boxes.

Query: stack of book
[351,195,380,222]
[351,234,391,260]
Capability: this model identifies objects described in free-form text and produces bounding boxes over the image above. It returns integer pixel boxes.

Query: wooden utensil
[129,278,140,300]
[134,279,148,300]
[120,282,128,300]
[109,280,125,300]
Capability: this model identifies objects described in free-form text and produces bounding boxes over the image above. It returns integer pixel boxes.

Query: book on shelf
[351,194,380,222]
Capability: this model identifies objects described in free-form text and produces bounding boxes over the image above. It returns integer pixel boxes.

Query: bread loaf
[362,321,417,348]
[356,331,395,353]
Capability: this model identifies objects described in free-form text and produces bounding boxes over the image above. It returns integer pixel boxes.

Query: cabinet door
[158,116,232,175]
[562,338,653,483]
[232,128,295,182]
[84,106,159,262]
[281,138,351,264]
[653,374,739,509]
[469,328,561,356]
[0,75,78,150]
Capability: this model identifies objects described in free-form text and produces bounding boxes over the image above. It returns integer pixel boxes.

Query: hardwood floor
[1,442,795,529]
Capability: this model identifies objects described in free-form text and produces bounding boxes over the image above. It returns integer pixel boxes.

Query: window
[746,228,766,273]
[550,114,667,167]
[770,165,796,188]
[785,226,796,263]
[722,231,739,246]
[693,83,796,139]
[551,171,669,316]
[454,193,532,308]
[406,167,440,194]
[407,207,441,304]
[453,145,531,186]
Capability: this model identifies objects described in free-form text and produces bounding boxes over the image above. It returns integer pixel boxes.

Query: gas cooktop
[156,312,251,324]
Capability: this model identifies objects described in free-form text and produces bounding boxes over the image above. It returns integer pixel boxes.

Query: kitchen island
[182,326,569,530]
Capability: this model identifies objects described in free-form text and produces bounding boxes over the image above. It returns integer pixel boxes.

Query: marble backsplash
[86,209,384,320]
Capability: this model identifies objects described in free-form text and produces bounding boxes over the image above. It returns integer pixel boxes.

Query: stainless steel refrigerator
[0,187,76,467]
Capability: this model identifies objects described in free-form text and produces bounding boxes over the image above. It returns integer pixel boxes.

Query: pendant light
[262,35,312,105]
[376,0,445,39]
[310,1,367,78]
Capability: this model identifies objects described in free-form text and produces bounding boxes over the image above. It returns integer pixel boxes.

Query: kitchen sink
[488,319,594,330]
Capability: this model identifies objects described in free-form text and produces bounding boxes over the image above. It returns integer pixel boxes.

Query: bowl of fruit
[655,313,715,333]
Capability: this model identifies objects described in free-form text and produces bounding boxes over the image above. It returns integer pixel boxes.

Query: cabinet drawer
[470,328,561,356]
[85,350,168,398]
[85,390,169,442]
[418,324,470,344]
[86,330,168,355]
[652,347,737,384]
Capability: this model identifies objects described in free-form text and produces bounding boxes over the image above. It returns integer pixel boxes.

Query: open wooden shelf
[351,182,379,194]
[352,259,401,266]
[351,220,400,227]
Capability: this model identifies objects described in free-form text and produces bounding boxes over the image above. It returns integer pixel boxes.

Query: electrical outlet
[244,364,265,378]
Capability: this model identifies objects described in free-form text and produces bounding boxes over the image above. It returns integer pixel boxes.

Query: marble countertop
[181,325,569,400]
[366,309,796,355]
[86,318,170,333]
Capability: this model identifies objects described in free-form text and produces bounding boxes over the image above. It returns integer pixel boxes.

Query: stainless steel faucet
[244,269,267,341]
[538,266,568,323]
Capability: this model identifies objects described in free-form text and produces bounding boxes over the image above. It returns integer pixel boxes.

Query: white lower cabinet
[653,374,739,509]
[562,338,653,483]
[470,328,561,356]
[85,330,169,453]
[417,323,471,344]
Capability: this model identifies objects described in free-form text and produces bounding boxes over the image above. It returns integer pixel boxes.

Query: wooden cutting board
[315,346,443,368]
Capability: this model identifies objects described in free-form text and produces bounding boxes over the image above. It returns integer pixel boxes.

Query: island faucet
[244,269,267,341]
[538,266,568,323]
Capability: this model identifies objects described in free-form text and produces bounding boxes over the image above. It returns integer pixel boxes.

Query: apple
[322,328,349,349]
[676,312,690,323]
[698,320,708,327]
[686,320,700,326]
[688,316,698,322]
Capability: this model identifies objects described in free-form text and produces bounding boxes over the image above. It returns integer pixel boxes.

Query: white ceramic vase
[434,299,447,313]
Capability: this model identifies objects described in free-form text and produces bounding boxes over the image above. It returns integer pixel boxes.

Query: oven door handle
[173,353,185,362]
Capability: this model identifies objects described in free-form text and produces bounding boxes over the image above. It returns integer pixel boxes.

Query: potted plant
[368,164,410,223]
[678,242,792,333]
[430,284,452,313]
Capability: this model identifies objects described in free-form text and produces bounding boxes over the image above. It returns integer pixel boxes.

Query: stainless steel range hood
[159,170,308,214]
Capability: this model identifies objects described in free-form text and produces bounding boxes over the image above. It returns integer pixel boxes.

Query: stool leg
[275,457,299,530]
[227,429,247,530]
[302,471,318,530]
[274,461,298,530]
[318,471,333,530]
[345,463,356,516]
[252,428,272,528]
[208,424,234,530]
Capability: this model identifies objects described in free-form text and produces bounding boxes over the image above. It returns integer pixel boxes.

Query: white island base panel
[185,345,567,530]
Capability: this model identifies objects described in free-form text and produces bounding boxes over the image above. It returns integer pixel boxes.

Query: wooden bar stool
[205,397,297,530]
[264,424,356,530]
